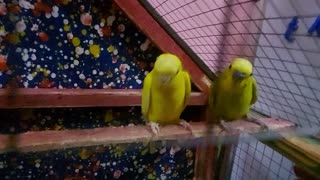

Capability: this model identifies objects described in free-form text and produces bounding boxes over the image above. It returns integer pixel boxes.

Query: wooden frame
[138,0,216,81]
[2,1,309,180]
[0,118,294,153]
[114,0,212,94]
[0,89,207,108]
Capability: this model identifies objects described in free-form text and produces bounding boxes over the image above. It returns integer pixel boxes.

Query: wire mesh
[145,0,320,179]
[230,136,296,180]
[146,0,320,128]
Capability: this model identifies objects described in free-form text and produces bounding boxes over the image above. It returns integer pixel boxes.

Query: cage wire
[144,0,320,179]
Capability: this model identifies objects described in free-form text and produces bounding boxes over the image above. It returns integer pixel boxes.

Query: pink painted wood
[0,88,207,108]
[0,118,295,153]
[114,0,211,93]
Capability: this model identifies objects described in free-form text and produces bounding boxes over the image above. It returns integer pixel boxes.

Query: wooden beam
[0,118,294,153]
[264,136,320,178]
[0,88,207,108]
[194,106,213,180]
[114,0,211,93]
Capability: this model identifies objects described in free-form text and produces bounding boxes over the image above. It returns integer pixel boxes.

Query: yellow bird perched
[208,57,260,128]
[141,53,192,134]
[208,58,265,179]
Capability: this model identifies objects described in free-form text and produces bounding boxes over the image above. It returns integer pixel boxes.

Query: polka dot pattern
[0,0,195,179]
[0,107,196,179]
[0,143,195,180]
[0,107,143,134]
[0,0,160,89]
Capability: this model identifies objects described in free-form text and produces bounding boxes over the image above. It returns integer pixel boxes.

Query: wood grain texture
[0,88,207,108]
[0,118,295,153]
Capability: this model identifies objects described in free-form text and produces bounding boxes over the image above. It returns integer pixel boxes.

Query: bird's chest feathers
[152,79,184,101]
[219,78,251,102]
[154,75,183,91]
[221,78,248,93]
[150,79,185,116]
[153,85,183,98]
[217,78,253,119]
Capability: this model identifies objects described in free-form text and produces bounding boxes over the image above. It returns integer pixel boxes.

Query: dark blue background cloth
[0,0,160,89]
[0,0,195,179]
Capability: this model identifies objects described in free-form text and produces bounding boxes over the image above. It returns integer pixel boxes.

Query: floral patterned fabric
[0,0,160,89]
[0,0,195,179]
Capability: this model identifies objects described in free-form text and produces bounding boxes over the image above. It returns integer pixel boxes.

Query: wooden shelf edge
[0,118,295,153]
[114,0,211,93]
[0,88,207,108]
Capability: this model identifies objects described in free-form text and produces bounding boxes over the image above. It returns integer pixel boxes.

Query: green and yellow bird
[208,57,259,126]
[208,58,263,179]
[141,53,191,134]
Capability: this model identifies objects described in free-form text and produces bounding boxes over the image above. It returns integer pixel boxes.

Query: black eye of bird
[229,65,232,69]
[250,73,253,76]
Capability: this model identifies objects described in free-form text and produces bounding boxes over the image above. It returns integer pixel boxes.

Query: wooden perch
[0,89,207,108]
[0,118,295,153]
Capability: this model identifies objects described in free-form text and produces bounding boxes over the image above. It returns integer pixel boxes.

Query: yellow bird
[208,58,263,179]
[208,57,260,127]
[141,53,191,134]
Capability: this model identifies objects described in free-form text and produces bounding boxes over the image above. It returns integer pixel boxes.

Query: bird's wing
[182,71,191,109]
[141,73,152,118]
[251,77,258,105]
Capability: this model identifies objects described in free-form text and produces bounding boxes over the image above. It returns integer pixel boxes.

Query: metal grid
[146,0,320,128]
[143,0,320,179]
[230,137,296,180]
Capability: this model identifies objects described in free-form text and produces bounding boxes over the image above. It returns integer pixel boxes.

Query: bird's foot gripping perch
[220,120,235,134]
[246,117,269,131]
[148,122,160,135]
[179,119,192,131]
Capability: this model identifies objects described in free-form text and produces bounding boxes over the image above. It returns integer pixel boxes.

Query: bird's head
[153,53,182,85]
[228,58,253,81]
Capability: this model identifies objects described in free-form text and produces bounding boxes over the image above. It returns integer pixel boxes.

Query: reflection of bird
[208,58,260,179]
[141,53,191,134]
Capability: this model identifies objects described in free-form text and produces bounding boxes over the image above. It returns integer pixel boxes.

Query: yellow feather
[209,58,258,122]
[141,72,152,117]
[141,54,191,125]
[182,71,191,109]
[208,58,259,177]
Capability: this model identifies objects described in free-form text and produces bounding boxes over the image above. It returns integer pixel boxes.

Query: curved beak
[158,75,172,85]
[233,70,246,80]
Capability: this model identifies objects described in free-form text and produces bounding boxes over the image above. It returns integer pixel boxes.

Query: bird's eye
[250,73,253,76]
[229,65,232,69]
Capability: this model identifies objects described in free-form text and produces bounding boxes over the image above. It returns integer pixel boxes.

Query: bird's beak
[158,75,172,85]
[233,70,246,80]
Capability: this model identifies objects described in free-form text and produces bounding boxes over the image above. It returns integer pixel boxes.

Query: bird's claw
[220,120,241,135]
[179,119,192,131]
[246,117,269,131]
[220,120,233,133]
[149,122,160,134]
